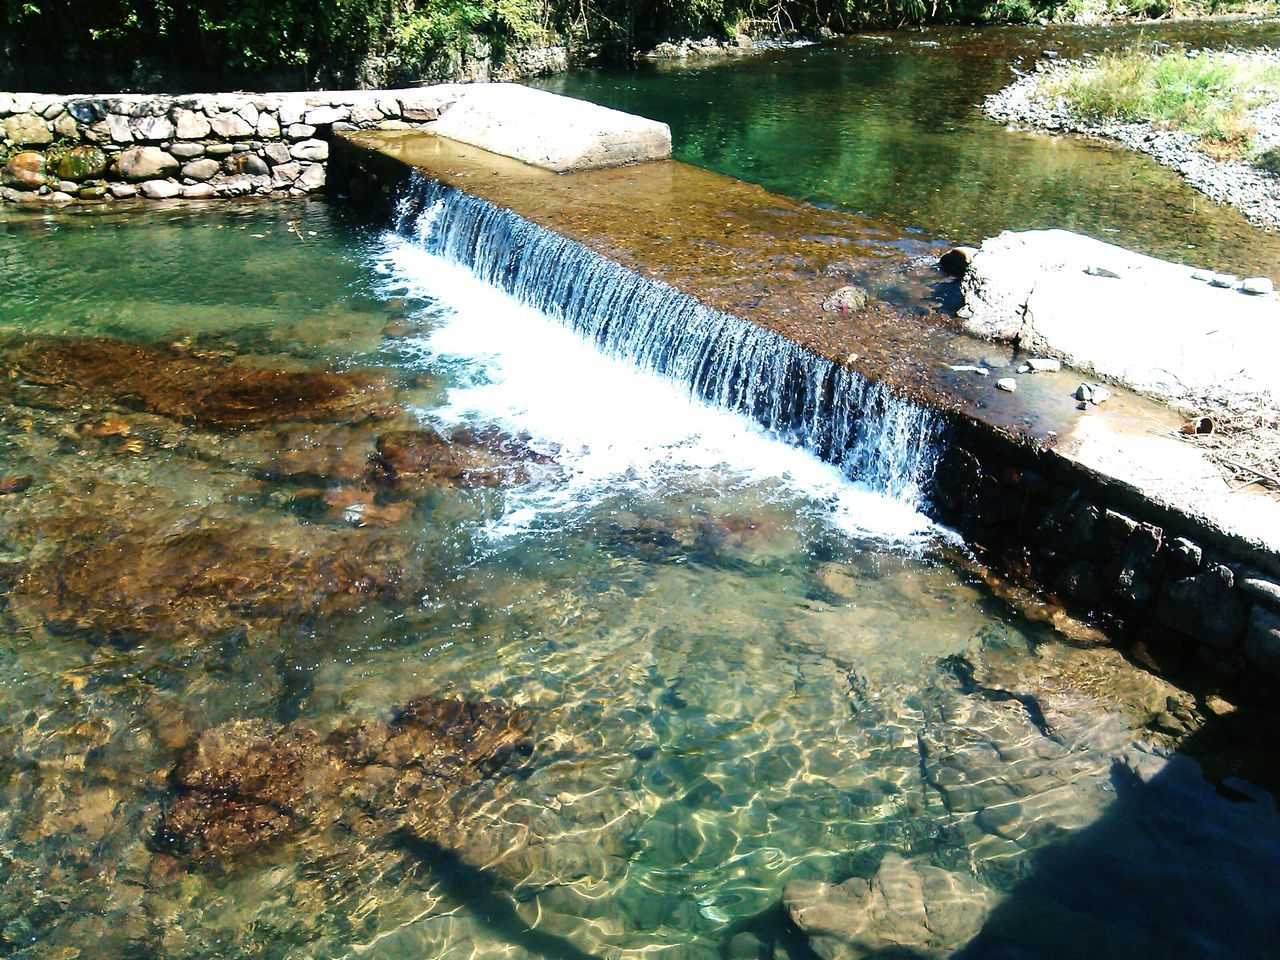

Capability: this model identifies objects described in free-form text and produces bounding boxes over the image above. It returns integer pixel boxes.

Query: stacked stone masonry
[0,89,456,203]
[932,430,1280,689]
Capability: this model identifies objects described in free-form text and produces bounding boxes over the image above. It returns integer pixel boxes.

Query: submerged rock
[12,516,405,643]
[370,426,553,487]
[0,336,397,429]
[154,696,533,865]
[785,853,997,960]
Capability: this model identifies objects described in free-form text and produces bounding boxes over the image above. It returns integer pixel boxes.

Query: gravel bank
[984,56,1280,230]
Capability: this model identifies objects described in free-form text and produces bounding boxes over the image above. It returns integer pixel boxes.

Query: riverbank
[985,47,1280,229]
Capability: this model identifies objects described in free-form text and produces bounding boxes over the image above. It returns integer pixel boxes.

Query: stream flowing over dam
[334,122,1280,686]
[395,174,940,504]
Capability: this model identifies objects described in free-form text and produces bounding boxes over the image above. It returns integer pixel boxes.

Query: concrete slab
[961,229,1280,410]
[430,83,671,172]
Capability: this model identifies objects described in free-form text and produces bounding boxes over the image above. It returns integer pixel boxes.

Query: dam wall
[0,83,670,203]
[331,128,1280,693]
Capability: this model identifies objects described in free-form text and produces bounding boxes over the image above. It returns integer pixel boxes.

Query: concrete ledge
[960,229,1280,410]
[431,84,671,172]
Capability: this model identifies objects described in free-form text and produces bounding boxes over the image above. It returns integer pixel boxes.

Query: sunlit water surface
[536,20,1280,280]
[0,203,1276,960]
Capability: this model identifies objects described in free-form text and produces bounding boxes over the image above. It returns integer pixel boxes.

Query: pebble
[1084,264,1121,279]
[996,378,1017,392]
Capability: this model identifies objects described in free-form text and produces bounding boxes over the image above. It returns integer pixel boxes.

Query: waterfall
[392,174,941,505]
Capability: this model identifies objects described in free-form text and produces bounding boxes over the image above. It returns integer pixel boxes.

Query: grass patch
[1039,44,1280,157]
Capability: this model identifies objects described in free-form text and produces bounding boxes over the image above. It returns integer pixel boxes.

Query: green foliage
[0,0,1079,88]
[1040,44,1280,153]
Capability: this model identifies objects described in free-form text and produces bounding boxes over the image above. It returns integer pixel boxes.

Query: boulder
[52,145,108,182]
[297,163,326,191]
[181,183,216,199]
[304,105,346,126]
[117,146,179,181]
[1,151,50,190]
[2,113,52,145]
[785,854,996,960]
[170,141,204,159]
[263,141,292,165]
[256,113,281,138]
[0,335,398,430]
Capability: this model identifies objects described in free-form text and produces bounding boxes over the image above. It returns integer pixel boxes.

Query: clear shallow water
[0,201,1277,959]
[535,20,1280,279]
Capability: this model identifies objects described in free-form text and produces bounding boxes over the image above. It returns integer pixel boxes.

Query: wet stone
[370,427,554,488]
[0,336,398,430]
[154,696,533,865]
[10,512,407,644]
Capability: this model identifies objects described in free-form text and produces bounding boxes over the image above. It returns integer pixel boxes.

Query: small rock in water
[1209,273,1238,289]
[1084,265,1122,279]
[1018,358,1062,374]
[949,364,989,376]
[0,475,32,494]
[1240,277,1275,296]
[996,378,1017,392]
[938,245,977,278]
[820,284,869,313]
[1074,382,1110,404]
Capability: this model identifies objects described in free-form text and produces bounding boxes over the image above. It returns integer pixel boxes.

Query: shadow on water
[393,828,826,960]
[951,700,1280,959]
[392,829,604,960]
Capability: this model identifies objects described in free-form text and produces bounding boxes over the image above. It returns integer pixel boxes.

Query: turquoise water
[0,200,1277,958]
[536,20,1280,279]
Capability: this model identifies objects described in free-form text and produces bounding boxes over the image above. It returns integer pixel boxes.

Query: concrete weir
[331,103,1280,688]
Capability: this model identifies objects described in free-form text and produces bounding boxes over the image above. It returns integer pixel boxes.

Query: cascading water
[392,174,942,506]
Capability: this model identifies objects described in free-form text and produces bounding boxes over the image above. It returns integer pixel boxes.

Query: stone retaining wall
[932,421,1280,691]
[0,88,455,203]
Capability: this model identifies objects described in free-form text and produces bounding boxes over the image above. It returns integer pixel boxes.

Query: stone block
[1245,606,1280,677]
[256,113,281,138]
[130,115,175,141]
[117,146,179,181]
[210,112,254,138]
[263,142,292,165]
[174,108,212,139]
[290,139,329,162]
[305,106,346,126]
[286,123,316,141]
[1157,564,1246,650]
[431,84,671,171]
[181,159,220,182]
[140,179,182,199]
[3,113,53,145]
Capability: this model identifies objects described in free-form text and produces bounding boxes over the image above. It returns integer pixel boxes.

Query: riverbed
[0,192,1277,959]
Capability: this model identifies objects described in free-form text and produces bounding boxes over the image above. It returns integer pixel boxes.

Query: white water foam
[374,235,946,547]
